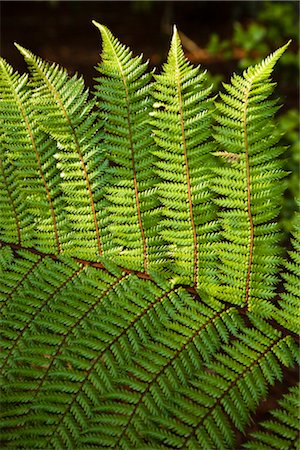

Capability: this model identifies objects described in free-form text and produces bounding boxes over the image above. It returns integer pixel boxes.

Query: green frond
[212,43,290,311]
[0,58,67,253]
[93,22,161,273]
[274,210,300,334]
[142,315,298,449]
[79,299,243,448]
[15,44,107,260]
[243,383,300,450]
[150,27,217,288]
[0,248,194,449]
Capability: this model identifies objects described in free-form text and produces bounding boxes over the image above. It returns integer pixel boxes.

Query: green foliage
[244,383,300,450]
[206,0,299,230]
[0,23,298,449]
[150,26,217,287]
[212,43,289,312]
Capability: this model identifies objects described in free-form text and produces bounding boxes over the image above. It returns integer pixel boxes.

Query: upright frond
[0,59,66,253]
[213,43,290,311]
[150,27,217,288]
[93,22,161,273]
[15,44,107,259]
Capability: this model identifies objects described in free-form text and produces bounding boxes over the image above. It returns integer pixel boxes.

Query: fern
[150,26,217,287]
[212,43,290,312]
[244,384,300,450]
[142,315,297,449]
[14,44,107,259]
[93,22,161,272]
[0,24,298,450]
[0,59,66,252]
[274,210,300,335]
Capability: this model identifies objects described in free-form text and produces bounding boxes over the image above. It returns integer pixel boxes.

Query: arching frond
[212,43,290,312]
[0,28,297,450]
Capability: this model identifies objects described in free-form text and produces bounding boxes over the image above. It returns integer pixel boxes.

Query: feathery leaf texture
[142,317,298,449]
[0,25,298,450]
[243,383,300,450]
[212,42,290,312]
[151,26,217,288]
[93,22,161,272]
[275,210,300,335]
[14,44,106,259]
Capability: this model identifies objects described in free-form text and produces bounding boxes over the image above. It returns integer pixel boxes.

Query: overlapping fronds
[0,25,297,450]
[15,44,107,260]
[93,22,161,272]
[143,316,298,449]
[0,245,188,449]
[0,59,66,253]
[243,384,300,450]
[79,296,243,448]
[150,27,217,287]
[213,43,290,311]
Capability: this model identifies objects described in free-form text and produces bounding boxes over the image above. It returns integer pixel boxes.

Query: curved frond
[0,29,297,450]
[15,44,107,259]
[212,43,290,311]
[1,246,189,449]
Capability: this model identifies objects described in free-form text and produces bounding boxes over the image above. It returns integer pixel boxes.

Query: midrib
[3,68,61,253]
[175,48,198,288]
[243,81,254,306]
[35,64,103,256]
[104,31,148,272]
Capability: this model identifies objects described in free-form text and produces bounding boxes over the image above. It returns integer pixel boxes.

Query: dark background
[1,1,297,86]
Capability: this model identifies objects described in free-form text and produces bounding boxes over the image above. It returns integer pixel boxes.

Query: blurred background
[1,0,299,228]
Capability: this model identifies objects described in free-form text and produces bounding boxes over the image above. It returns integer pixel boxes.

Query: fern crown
[0,23,298,450]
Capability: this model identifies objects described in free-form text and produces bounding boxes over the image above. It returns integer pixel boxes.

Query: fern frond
[243,383,300,450]
[93,22,161,272]
[150,27,217,288]
[15,44,107,259]
[0,249,190,449]
[275,210,300,334]
[79,299,243,449]
[0,59,66,253]
[0,245,42,310]
[212,42,290,311]
[143,315,298,449]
